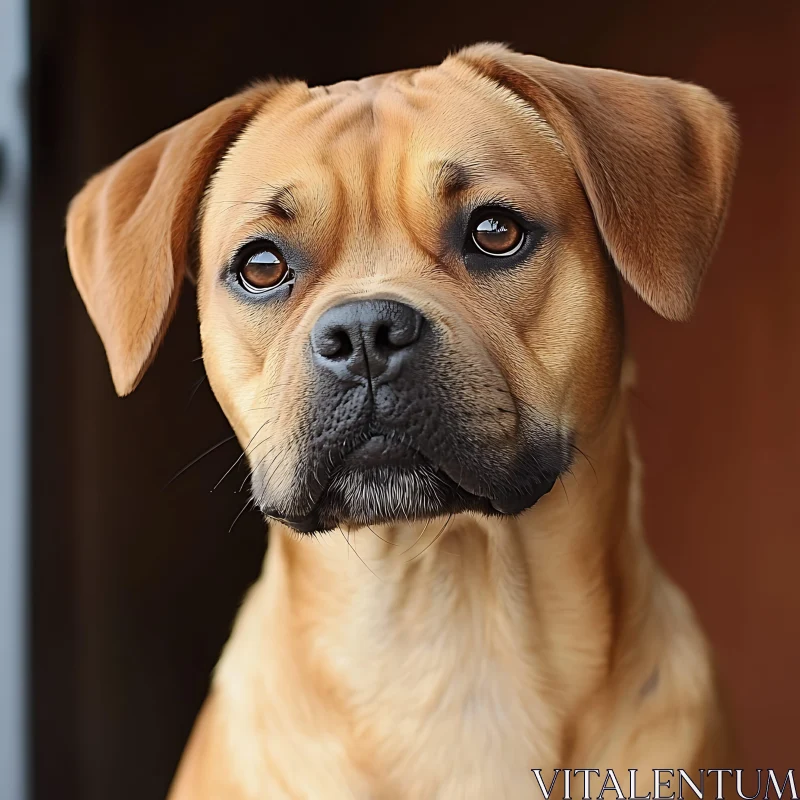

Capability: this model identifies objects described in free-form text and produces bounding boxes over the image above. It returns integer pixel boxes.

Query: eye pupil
[471,213,524,256]
[239,247,291,293]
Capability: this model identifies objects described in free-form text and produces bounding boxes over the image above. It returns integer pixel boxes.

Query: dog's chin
[264,436,560,534]
[313,463,491,531]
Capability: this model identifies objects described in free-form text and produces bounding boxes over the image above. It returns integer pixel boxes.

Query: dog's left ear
[66,82,281,396]
[458,44,739,321]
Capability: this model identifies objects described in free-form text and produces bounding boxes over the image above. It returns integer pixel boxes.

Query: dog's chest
[318,571,561,797]
[218,533,564,798]
[355,661,557,798]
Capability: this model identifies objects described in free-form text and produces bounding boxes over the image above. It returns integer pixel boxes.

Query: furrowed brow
[262,184,299,221]
[432,161,473,199]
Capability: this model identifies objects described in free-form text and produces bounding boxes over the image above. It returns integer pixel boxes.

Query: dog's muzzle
[258,298,571,533]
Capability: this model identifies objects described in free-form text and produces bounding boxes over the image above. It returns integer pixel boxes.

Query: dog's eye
[471,213,524,256]
[238,247,292,293]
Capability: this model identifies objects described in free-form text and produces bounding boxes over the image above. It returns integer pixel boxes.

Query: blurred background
[0,0,797,798]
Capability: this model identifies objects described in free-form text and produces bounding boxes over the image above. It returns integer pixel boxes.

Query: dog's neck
[213,387,665,790]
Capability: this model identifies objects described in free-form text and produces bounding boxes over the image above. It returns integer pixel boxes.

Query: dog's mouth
[265,433,560,533]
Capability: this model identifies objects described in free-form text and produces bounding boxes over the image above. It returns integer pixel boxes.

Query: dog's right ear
[66,82,282,396]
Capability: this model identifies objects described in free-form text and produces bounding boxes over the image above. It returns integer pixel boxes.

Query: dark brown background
[29,1,799,798]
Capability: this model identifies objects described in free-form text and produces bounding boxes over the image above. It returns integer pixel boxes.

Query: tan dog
[66,44,738,799]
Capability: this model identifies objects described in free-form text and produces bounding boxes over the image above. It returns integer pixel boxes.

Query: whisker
[165,435,237,488]
[261,447,286,487]
[570,444,597,482]
[337,526,383,581]
[238,443,281,497]
[366,524,399,546]
[212,419,272,491]
[186,374,208,409]
[558,475,570,503]
[229,496,256,532]
[405,514,452,564]
[398,517,431,556]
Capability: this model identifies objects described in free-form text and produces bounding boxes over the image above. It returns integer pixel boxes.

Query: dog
[66,43,738,799]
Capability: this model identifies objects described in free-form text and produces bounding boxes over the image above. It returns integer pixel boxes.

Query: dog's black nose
[311,299,424,383]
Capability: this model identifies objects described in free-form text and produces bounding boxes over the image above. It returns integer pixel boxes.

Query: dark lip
[343,434,424,468]
[262,432,559,533]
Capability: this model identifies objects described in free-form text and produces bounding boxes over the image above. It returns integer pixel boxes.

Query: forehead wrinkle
[308,94,386,237]
[364,132,380,230]
[261,183,299,221]
[314,93,374,143]
[376,69,441,114]
[325,165,350,272]
[431,160,474,199]
[392,140,445,268]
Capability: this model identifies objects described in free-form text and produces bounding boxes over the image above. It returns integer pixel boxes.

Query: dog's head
[66,45,737,533]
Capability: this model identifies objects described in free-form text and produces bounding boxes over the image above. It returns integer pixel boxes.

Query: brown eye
[471,213,524,256]
[239,247,292,293]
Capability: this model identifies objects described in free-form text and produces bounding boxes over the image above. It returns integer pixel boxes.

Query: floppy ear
[458,44,739,321]
[66,82,280,396]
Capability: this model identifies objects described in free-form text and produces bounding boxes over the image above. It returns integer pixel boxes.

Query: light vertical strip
[0,0,28,797]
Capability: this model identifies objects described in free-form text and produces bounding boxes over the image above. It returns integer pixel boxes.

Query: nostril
[332,329,353,359]
[375,323,391,350]
[385,315,422,349]
[316,327,354,360]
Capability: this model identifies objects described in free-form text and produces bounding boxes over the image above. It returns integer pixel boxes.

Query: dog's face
[66,45,738,533]
[198,69,620,531]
